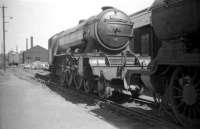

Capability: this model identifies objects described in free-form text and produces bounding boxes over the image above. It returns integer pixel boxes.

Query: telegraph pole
[1,6,7,71]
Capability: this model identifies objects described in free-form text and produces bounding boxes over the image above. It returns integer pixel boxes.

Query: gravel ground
[0,68,176,129]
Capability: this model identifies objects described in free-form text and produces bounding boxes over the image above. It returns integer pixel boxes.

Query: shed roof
[25,45,48,53]
[129,8,151,29]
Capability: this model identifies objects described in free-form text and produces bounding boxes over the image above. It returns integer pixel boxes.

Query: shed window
[141,33,149,56]
[35,57,40,61]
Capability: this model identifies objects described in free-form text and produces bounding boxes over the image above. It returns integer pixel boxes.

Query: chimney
[16,45,18,52]
[30,36,33,48]
[26,38,28,50]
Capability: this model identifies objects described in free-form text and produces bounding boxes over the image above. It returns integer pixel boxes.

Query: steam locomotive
[49,6,143,98]
[49,0,200,128]
[129,0,200,127]
[149,0,200,128]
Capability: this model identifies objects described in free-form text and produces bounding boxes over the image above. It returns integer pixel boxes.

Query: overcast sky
[0,0,154,53]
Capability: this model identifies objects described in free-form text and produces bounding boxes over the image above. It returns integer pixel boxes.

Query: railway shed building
[129,8,161,58]
[23,45,48,63]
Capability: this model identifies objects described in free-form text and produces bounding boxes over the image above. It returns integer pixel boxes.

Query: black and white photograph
[0,0,199,129]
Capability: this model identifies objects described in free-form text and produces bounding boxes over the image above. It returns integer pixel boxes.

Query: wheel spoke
[194,81,200,89]
[192,71,198,83]
[176,101,184,110]
[192,105,200,119]
[74,71,82,90]
[84,79,93,93]
[187,106,193,118]
[182,103,188,115]
[190,107,195,118]
[78,78,83,90]
[197,97,200,103]
[173,86,183,93]
[197,87,200,93]
[66,71,73,87]
[174,95,183,99]
[194,105,200,116]
[178,78,184,89]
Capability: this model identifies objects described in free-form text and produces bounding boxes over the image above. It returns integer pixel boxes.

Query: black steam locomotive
[49,0,200,128]
[150,0,200,128]
[129,0,200,128]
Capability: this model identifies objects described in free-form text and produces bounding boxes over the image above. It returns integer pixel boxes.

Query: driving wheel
[169,67,200,128]
[65,70,73,87]
[84,79,93,93]
[73,71,84,90]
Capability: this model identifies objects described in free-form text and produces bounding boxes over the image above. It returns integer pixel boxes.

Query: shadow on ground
[34,73,177,129]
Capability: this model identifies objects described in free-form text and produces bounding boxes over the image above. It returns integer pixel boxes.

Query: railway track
[32,72,182,129]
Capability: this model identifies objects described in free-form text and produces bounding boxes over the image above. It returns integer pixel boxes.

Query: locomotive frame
[49,7,145,99]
